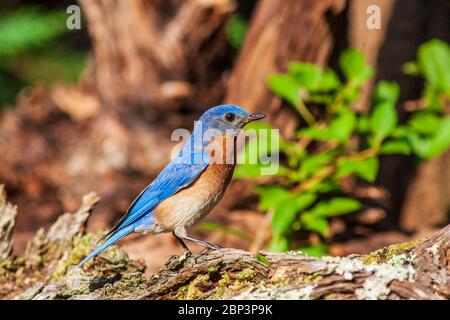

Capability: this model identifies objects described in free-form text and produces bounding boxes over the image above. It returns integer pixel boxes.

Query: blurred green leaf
[299,243,328,257]
[380,139,412,155]
[427,116,450,158]
[301,215,329,236]
[298,150,338,179]
[373,81,400,105]
[272,193,317,235]
[370,102,398,142]
[309,180,341,193]
[402,61,420,76]
[357,115,370,134]
[417,39,450,94]
[339,48,373,83]
[268,74,300,106]
[226,15,248,50]
[269,234,290,252]
[422,84,443,110]
[336,157,379,182]
[405,130,432,159]
[404,116,450,159]
[288,62,322,91]
[298,126,335,141]
[298,111,356,143]
[0,7,67,57]
[329,110,357,142]
[319,68,341,91]
[407,111,442,135]
[256,185,291,211]
[305,197,361,218]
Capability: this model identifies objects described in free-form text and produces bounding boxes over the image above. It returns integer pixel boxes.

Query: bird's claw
[178,251,192,262]
[199,244,222,255]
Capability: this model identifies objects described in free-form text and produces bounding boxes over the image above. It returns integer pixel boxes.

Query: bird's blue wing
[78,148,210,267]
[111,154,209,233]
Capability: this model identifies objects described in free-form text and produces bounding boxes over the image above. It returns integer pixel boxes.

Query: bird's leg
[173,232,192,255]
[174,227,222,251]
[183,235,222,250]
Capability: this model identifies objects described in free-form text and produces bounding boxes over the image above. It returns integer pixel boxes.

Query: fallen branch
[0,188,448,300]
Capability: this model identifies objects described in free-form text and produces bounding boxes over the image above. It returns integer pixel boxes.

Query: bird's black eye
[224,112,236,123]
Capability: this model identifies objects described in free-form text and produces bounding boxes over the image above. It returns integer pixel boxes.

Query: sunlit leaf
[427,116,450,158]
[370,102,398,142]
[380,139,412,155]
[417,39,450,94]
[256,185,291,211]
[301,215,329,236]
[299,243,329,257]
[373,81,400,105]
[329,110,357,142]
[267,74,300,106]
[271,193,317,235]
[339,48,373,83]
[288,62,322,91]
[0,7,67,57]
[336,157,379,182]
[319,68,341,91]
[226,14,248,50]
[306,197,361,218]
[407,111,442,135]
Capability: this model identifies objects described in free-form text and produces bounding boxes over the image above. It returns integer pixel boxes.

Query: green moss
[218,273,231,287]
[207,266,219,273]
[236,268,256,280]
[256,253,269,265]
[178,284,188,293]
[363,239,423,264]
[185,274,210,300]
[50,234,95,280]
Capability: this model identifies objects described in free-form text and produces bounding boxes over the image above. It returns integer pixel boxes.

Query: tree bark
[1,187,448,300]
[79,0,235,111]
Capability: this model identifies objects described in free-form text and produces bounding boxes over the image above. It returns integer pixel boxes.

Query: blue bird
[78,104,265,266]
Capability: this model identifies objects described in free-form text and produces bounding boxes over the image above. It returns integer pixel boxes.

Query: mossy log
[0,188,448,300]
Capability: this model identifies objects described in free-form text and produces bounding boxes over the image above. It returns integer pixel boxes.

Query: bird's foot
[209,243,222,250]
[199,243,222,255]
[178,251,192,263]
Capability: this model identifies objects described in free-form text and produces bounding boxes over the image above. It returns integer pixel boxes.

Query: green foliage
[299,243,329,257]
[226,14,248,50]
[0,6,87,105]
[0,7,67,56]
[339,48,373,83]
[235,40,450,254]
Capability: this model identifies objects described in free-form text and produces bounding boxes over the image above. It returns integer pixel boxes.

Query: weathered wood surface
[0,188,448,300]
[79,0,234,110]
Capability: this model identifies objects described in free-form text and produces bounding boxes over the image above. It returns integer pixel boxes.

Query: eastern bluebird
[78,105,265,266]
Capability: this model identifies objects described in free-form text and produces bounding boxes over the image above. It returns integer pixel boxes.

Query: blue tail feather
[78,223,136,267]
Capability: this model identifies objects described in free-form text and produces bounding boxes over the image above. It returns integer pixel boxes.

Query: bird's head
[197,104,265,134]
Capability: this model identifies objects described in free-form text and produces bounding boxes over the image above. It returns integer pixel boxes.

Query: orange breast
[154,162,235,230]
[153,133,237,230]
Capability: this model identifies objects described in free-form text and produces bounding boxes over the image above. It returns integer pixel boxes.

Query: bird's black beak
[245,113,266,123]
